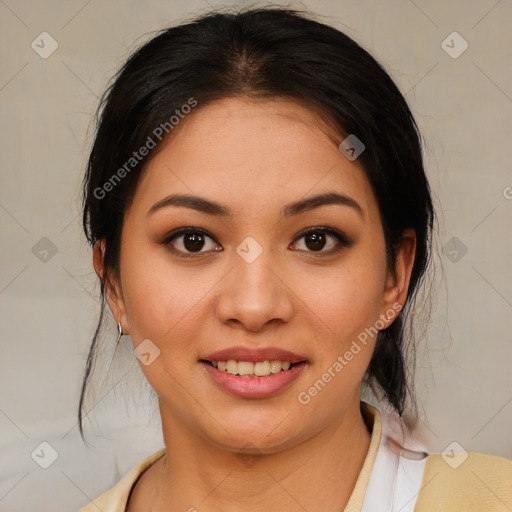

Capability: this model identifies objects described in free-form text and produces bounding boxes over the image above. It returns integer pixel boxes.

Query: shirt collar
[343,401,383,511]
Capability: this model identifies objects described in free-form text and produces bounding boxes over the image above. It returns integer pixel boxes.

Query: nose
[214,248,294,332]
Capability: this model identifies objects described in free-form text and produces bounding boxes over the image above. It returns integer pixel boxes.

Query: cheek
[120,243,213,354]
[119,253,216,402]
[296,256,385,342]
[125,280,210,345]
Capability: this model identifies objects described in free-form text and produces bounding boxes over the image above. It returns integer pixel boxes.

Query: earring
[116,321,124,344]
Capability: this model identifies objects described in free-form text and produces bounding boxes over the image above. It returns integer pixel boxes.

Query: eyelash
[160,226,353,259]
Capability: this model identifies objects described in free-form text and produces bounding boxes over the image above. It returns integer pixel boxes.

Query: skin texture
[93,96,416,512]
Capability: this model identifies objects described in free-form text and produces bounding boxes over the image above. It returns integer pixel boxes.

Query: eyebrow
[147,192,364,219]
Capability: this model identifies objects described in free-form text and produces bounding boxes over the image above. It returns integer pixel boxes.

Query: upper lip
[201,346,307,364]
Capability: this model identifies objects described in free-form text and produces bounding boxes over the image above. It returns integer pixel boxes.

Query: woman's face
[99,96,414,453]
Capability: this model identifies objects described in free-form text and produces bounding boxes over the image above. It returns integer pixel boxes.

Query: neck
[145,398,373,512]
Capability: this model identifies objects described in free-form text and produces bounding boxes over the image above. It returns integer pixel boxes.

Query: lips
[200,360,307,398]
[199,346,308,398]
[201,346,307,364]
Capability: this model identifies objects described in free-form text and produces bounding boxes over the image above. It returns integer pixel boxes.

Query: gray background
[0,0,511,510]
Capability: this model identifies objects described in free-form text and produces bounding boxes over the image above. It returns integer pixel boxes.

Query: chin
[204,420,306,456]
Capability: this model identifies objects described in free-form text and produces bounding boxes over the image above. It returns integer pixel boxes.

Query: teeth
[238,361,254,376]
[254,361,270,376]
[270,360,282,373]
[226,360,238,374]
[211,359,294,377]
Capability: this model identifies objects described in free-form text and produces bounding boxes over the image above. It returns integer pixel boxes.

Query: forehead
[129,96,378,222]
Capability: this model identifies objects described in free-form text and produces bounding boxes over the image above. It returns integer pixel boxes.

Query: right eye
[161,228,223,257]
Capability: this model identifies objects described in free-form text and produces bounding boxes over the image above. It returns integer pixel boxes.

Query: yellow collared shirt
[79,402,512,511]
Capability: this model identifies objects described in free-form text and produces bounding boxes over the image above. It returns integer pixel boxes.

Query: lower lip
[201,361,307,399]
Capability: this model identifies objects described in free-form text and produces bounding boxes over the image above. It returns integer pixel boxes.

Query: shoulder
[414,451,512,511]
[79,447,166,512]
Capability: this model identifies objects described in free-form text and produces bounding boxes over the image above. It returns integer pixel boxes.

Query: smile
[200,359,308,398]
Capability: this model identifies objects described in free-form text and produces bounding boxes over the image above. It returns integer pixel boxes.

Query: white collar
[362,403,429,512]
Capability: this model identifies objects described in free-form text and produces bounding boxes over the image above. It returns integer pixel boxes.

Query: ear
[380,228,416,324]
[93,240,130,335]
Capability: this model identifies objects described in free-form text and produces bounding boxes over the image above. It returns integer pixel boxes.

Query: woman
[78,7,512,512]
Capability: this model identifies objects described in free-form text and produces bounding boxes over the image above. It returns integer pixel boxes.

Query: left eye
[291,228,348,253]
